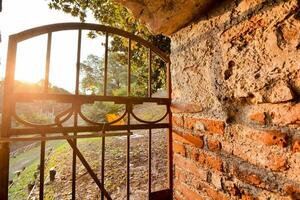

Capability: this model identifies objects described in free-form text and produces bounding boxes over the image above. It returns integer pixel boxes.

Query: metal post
[0,37,17,200]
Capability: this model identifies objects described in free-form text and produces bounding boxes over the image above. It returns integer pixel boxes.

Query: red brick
[241,194,258,200]
[172,116,184,127]
[206,154,223,172]
[233,165,264,188]
[196,152,223,172]
[249,112,266,125]
[245,174,262,186]
[175,167,189,183]
[283,184,300,198]
[171,102,203,113]
[173,131,204,148]
[292,137,300,153]
[184,117,225,135]
[174,154,207,180]
[174,180,205,200]
[251,103,300,126]
[191,149,200,161]
[198,152,206,164]
[207,139,222,151]
[203,185,229,200]
[259,130,287,148]
[173,143,186,156]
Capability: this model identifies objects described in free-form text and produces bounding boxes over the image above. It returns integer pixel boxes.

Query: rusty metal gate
[0,23,172,200]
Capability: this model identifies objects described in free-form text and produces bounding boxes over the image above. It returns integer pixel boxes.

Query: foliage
[8,160,39,200]
[48,0,171,96]
[80,54,126,122]
[82,101,124,123]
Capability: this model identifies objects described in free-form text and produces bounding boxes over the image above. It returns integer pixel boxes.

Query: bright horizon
[0,0,105,93]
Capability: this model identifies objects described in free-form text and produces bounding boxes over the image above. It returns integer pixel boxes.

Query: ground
[8,103,169,200]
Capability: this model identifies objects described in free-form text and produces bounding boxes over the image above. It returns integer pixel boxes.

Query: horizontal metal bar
[9,123,170,135]
[0,132,132,142]
[12,93,171,105]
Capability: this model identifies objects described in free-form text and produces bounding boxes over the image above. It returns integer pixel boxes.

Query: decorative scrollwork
[78,109,127,126]
[13,107,74,128]
[130,105,169,124]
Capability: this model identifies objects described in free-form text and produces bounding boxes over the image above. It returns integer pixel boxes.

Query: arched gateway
[0,23,172,200]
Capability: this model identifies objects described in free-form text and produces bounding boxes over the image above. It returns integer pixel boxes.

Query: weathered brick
[207,139,222,151]
[196,152,223,172]
[224,181,240,196]
[172,115,184,127]
[241,194,258,200]
[191,148,200,161]
[253,103,300,126]
[184,117,225,135]
[171,102,203,113]
[267,154,287,171]
[174,180,205,200]
[173,143,186,156]
[243,103,300,127]
[292,137,300,153]
[283,183,300,199]
[233,165,265,188]
[249,112,265,125]
[257,130,287,148]
[203,185,229,200]
[175,167,189,183]
[173,131,204,148]
[206,154,223,172]
[174,154,207,180]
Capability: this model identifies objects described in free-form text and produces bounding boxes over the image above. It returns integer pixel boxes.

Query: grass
[8,137,103,199]
[8,160,39,200]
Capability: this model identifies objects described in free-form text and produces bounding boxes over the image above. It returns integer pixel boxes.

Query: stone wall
[115,0,215,34]
[171,0,300,199]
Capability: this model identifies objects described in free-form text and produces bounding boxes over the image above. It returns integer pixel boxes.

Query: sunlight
[14,35,47,83]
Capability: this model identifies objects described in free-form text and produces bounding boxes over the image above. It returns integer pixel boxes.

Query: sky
[0,0,105,93]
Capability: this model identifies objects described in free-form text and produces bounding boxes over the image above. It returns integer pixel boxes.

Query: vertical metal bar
[104,32,109,96]
[0,37,17,200]
[127,39,131,96]
[39,32,52,200]
[101,31,109,200]
[75,29,82,95]
[39,140,45,200]
[167,62,173,199]
[72,29,82,200]
[148,50,152,198]
[148,49,152,98]
[0,143,9,200]
[101,135,105,200]
[167,62,171,99]
[126,38,132,200]
[44,32,52,93]
[148,129,152,199]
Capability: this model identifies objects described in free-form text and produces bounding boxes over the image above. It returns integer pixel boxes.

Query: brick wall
[170,0,300,199]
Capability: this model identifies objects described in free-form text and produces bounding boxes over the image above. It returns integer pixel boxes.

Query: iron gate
[0,23,172,200]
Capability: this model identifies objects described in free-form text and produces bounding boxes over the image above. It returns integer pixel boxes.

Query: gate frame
[0,23,172,200]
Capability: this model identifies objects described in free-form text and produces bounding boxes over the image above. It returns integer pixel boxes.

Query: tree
[48,0,170,122]
[48,0,170,95]
[80,53,127,96]
[80,53,127,122]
